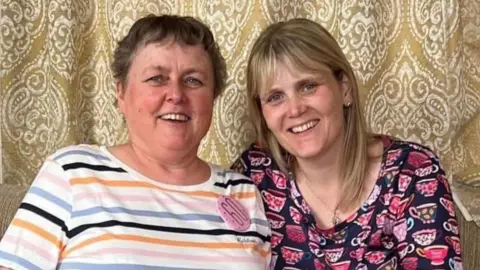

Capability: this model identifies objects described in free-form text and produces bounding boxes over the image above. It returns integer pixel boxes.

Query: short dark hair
[112,14,227,99]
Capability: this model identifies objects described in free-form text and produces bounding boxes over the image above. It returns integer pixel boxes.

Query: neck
[118,141,209,185]
[295,136,345,188]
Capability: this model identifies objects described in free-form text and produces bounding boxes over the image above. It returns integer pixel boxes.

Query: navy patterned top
[232,136,462,270]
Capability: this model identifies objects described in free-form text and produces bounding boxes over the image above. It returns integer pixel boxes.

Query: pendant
[332,214,340,226]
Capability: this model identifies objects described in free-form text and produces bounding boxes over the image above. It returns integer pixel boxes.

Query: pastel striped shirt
[0,145,271,269]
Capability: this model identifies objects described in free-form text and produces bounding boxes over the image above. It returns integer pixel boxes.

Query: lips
[158,113,190,122]
[289,120,319,134]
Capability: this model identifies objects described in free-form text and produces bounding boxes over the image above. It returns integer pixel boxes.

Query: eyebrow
[142,65,207,77]
[268,76,321,93]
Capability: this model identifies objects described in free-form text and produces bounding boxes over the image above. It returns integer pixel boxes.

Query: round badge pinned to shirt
[217,195,251,231]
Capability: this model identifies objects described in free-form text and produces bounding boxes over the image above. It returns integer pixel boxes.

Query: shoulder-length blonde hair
[246,18,371,207]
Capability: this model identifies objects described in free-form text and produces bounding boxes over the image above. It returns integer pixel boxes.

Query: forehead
[131,41,212,73]
[259,57,332,92]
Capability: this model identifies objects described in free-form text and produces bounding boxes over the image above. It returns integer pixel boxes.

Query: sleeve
[0,158,72,270]
[230,144,273,190]
[398,148,461,269]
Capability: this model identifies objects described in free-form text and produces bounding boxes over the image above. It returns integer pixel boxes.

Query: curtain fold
[1,0,479,225]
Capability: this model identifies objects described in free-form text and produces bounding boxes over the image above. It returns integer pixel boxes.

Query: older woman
[232,18,461,269]
[0,15,270,269]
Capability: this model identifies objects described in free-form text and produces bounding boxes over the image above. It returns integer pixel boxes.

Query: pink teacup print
[445,236,461,255]
[261,189,286,212]
[378,257,397,270]
[286,225,306,243]
[266,212,285,229]
[330,260,351,270]
[349,247,365,261]
[281,246,304,265]
[248,151,271,166]
[416,245,448,265]
[401,257,418,270]
[412,228,439,246]
[443,218,459,235]
[250,170,265,185]
[449,256,463,270]
[409,203,437,224]
[266,169,287,189]
[364,251,386,264]
[397,242,415,259]
[415,178,438,197]
[440,197,455,217]
[398,174,412,192]
[393,218,414,242]
[324,247,344,263]
[271,231,284,248]
[289,206,303,224]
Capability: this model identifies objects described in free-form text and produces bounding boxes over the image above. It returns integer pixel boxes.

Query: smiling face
[117,40,214,159]
[259,60,352,162]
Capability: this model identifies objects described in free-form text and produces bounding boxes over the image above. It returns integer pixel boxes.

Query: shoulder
[233,143,277,171]
[48,144,108,164]
[210,164,256,189]
[382,136,440,168]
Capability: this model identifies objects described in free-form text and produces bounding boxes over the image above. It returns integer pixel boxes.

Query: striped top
[0,145,271,270]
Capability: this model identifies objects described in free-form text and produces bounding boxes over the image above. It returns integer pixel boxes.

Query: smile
[158,113,190,122]
[289,120,318,134]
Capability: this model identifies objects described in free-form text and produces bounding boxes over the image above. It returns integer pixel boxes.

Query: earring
[344,102,352,108]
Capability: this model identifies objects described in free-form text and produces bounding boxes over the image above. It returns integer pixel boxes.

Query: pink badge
[217,195,251,231]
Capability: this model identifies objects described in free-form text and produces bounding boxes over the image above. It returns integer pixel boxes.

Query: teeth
[159,113,189,121]
[291,121,317,133]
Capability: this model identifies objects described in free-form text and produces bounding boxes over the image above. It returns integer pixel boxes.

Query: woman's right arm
[0,157,73,269]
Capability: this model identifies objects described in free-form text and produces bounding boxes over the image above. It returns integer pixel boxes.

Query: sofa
[0,183,478,269]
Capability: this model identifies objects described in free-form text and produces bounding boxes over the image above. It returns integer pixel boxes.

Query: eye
[146,75,167,84]
[301,83,318,94]
[184,77,203,88]
[265,92,285,104]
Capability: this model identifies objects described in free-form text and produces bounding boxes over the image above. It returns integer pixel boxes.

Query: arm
[0,158,72,269]
[398,149,461,269]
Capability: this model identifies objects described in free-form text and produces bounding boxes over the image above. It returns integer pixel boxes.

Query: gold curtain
[1,0,479,225]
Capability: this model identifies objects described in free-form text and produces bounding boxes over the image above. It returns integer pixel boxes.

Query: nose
[166,82,185,104]
[287,95,307,117]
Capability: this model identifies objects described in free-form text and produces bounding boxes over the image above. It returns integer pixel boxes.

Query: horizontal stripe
[54,149,110,161]
[67,220,269,242]
[0,250,42,270]
[214,179,254,188]
[2,234,56,262]
[63,162,126,172]
[78,247,263,264]
[62,233,270,259]
[19,203,68,234]
[11,219,63,250]
[40,170,70,192]
[58,262,215,270]
[73,192,218,209]
[72,206,224,222]
[70,206,270,227]
[70,177,256,199]
[29,187,71,212]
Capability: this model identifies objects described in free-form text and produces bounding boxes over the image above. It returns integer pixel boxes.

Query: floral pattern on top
[232,136,462,270]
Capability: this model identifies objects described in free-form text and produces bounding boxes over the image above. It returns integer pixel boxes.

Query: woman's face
[117,41,214,158]
[259,60,351,163]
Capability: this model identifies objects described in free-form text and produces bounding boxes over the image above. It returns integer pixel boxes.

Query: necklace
[297,169,341,226]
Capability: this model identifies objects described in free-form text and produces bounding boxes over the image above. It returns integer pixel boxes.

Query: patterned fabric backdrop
[1,1,479,225]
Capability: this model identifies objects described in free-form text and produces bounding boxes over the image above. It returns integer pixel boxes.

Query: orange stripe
[12,219,63,250]
[62,233,269,258]
[70,177,255,199]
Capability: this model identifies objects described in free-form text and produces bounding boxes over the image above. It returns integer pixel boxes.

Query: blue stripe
[0,251,42,270]
[29,187,71,212]
[72,206,224,222]
[58,262,216,270]
[71,206,269,227]
[54,149,110,161]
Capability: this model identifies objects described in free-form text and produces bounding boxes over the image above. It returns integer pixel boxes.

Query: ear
[339,75,353,105]
[116,80,126,114]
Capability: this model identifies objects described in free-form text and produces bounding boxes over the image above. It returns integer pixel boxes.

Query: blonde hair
[246,18,371,207]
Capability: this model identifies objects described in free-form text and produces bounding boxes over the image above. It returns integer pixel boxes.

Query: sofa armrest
[0,184,28,239]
